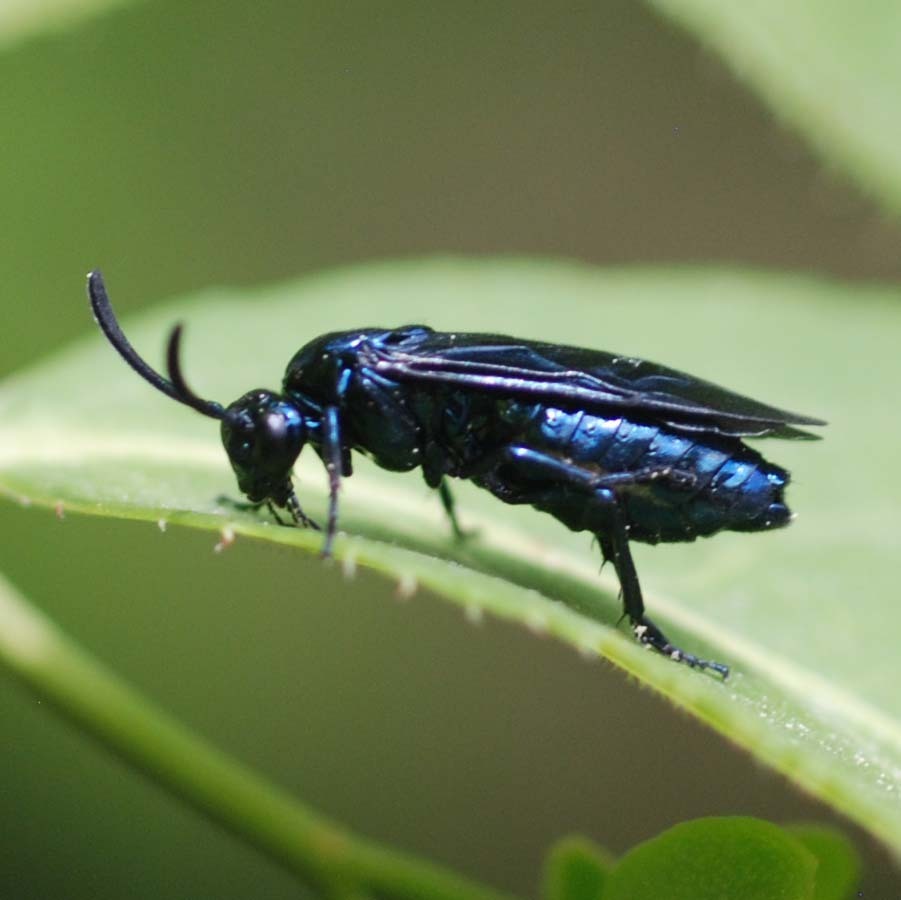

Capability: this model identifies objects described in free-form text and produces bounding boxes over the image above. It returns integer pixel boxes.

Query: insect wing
[366,330,825,439]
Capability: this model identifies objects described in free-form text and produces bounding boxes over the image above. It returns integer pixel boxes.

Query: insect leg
[216,493,310,529]
[320,406,343,558]
[266,501,291,527]
[498,446,728,677]
[593,466,697,490]
[597,524,728,678]
[437,478,473,540]
[216,494,266,513]
[494,448,691,491]
[285,493,322,531]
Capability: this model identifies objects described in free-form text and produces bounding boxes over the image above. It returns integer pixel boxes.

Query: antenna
[166,324,225,419]
[87,270,224,420]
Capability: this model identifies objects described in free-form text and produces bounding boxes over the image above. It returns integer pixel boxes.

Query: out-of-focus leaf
[602,817,816,900]
[787,825,861,900]
[543,836,613,900]
[650,0,901,214]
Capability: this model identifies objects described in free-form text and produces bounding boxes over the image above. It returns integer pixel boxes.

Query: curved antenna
[166,324,224,419]
[87,270,224,420]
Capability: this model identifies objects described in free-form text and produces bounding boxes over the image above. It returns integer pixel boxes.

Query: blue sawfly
[88,271,824,677]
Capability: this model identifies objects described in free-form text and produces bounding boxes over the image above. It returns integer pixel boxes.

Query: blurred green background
[1,2,899,897]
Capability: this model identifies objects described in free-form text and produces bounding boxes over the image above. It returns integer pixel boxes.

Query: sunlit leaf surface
[0,0,136,48]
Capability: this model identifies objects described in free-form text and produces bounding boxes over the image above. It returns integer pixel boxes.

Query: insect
[88,271,824,677]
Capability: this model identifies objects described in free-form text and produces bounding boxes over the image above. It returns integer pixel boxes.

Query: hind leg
[487,446,729,677]
[596,528,728,678]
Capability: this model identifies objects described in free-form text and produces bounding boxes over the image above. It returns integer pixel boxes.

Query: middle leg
[437,478,473,541]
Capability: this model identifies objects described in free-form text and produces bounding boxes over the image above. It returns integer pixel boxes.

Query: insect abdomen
[535,407,791,544]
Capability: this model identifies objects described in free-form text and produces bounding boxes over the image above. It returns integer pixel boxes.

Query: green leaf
[0,0,137,50]
[1,259,900,853]
[543,836,614,900]
[787,825,861,900]
[601,817,817,900]
[649,1,901,214]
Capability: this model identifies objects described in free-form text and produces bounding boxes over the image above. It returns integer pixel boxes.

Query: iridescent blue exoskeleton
[89,271,824,677]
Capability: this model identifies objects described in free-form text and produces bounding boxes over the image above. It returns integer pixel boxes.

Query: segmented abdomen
[534,406,791,544]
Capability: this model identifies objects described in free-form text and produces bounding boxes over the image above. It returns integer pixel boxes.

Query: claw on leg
[633,617,729,679]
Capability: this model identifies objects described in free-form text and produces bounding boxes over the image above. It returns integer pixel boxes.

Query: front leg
[216,494,319,530]
[319,405,344,558]
[285,493,322,532]
[494,446,729,678]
